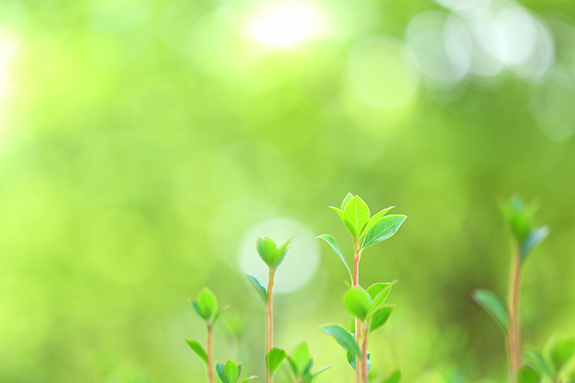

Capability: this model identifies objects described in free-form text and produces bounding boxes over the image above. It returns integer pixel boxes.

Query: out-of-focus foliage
[1,0,575,382]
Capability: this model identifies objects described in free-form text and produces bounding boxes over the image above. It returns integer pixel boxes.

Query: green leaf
[216,362,227,383]
[550,337,575,373]
[224,359,240,383]
[329,206,345,224]
[343,196,370,240]
[367,282,394,314]
[524,349,553,380]
[191,301,204,320]
[247,275,267,303]
[320,325,361,357]
[521,226,549,263]
[362,215,407,250]
[472,289,509,332]
[341,193,354,210]
[213,306,230,326]
[517,365,540,383]
[381,370,401,383]
[369,306,393,333]
[289,342,311,376]
[362,206,395,237]
[240,377,258,383]
[274,237,294,269]
[347,351,370,372]
[343,287,372,321]
[311,365,331,378]
[501,195,537,244]
[256,237,278,268]
[196,288,217,320]
[185,339,208,364]
[317,234,352,282]
[267,348,286,377]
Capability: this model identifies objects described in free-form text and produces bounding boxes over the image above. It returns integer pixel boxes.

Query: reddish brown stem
[266,270,275,383]
[207,324,214,383]
[508,247,522,381]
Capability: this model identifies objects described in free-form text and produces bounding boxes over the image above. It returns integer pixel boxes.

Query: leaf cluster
[216,359,257,383]
[521,337,575,383]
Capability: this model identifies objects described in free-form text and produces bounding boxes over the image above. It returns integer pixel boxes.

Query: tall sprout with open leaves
[246,237,293,383]
[473,195,549,382]
[318,193,406,383]
[186,288,230,383]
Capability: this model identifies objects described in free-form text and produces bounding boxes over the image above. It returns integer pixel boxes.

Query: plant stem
[266,269,275,383]
[207,324,214,383]
[507,247,522,381]
[361,324,369,383]
[353,242,363,383]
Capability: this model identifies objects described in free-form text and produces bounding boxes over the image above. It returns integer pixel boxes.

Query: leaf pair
[256,236,293,269]
[500,195,549,263]
[287,342,330,383]
[191,288,229,325]
[343,284,394,328]
[215,359,257,383]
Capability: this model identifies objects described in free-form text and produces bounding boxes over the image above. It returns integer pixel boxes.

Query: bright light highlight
[245,1,326,49]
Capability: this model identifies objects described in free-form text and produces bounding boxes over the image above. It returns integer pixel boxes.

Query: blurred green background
[1,0,575,381]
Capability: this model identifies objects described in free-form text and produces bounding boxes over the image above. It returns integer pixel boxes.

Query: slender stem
[207,324,214,383]
[361,323,369,383]
[353,242,363,383]
[507,246,522,381]
[266,269,275,383]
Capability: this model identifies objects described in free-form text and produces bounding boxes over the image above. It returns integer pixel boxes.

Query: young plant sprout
[186,288,230,383]
[215,359,257,383]
[286,342,330,383]
[473,195,549,382]
[318,193,407,383]
[246,236,293,383]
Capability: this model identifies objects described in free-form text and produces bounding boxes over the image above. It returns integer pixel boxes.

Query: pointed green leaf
[197,288,217,320]
[317,234,352,281]
[347,351,370,372]
[289,342,311,376]
[550,337,575,373]
[320,325,361,357]
[216,362,227,383]
[343,287,372,321]
[362,215,407,250]
[185,339,208,364]
[267,348,286,377]
[241,377,258,383]
[191,301,204,320]
[341,193,354,210]
[256,237,278,268]
[381,370,401,383]
[521,226,549,263]
[329,206,345,223]
[524,349,553,380]
[213,306,230,326]
[224,359,239,383]
[369,306,393,333]
[501,195,537,244]
[472,289,509,332]
[311,365,331,378]
[247,275,267,303]
[274,237,293,268]
[517,365,540,383]
[362,206,395,237]
[343,196,370,239]
[367,282,394,314]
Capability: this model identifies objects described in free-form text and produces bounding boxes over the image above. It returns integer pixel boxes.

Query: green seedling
[187,288,230,383]
[215,359,257,383]
[473,195,549,382]
[247,236,293,383]
[286,342,330,383]
[318,194,406,383]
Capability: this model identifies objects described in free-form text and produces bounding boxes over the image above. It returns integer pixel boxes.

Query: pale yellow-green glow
[245,1,326,49]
